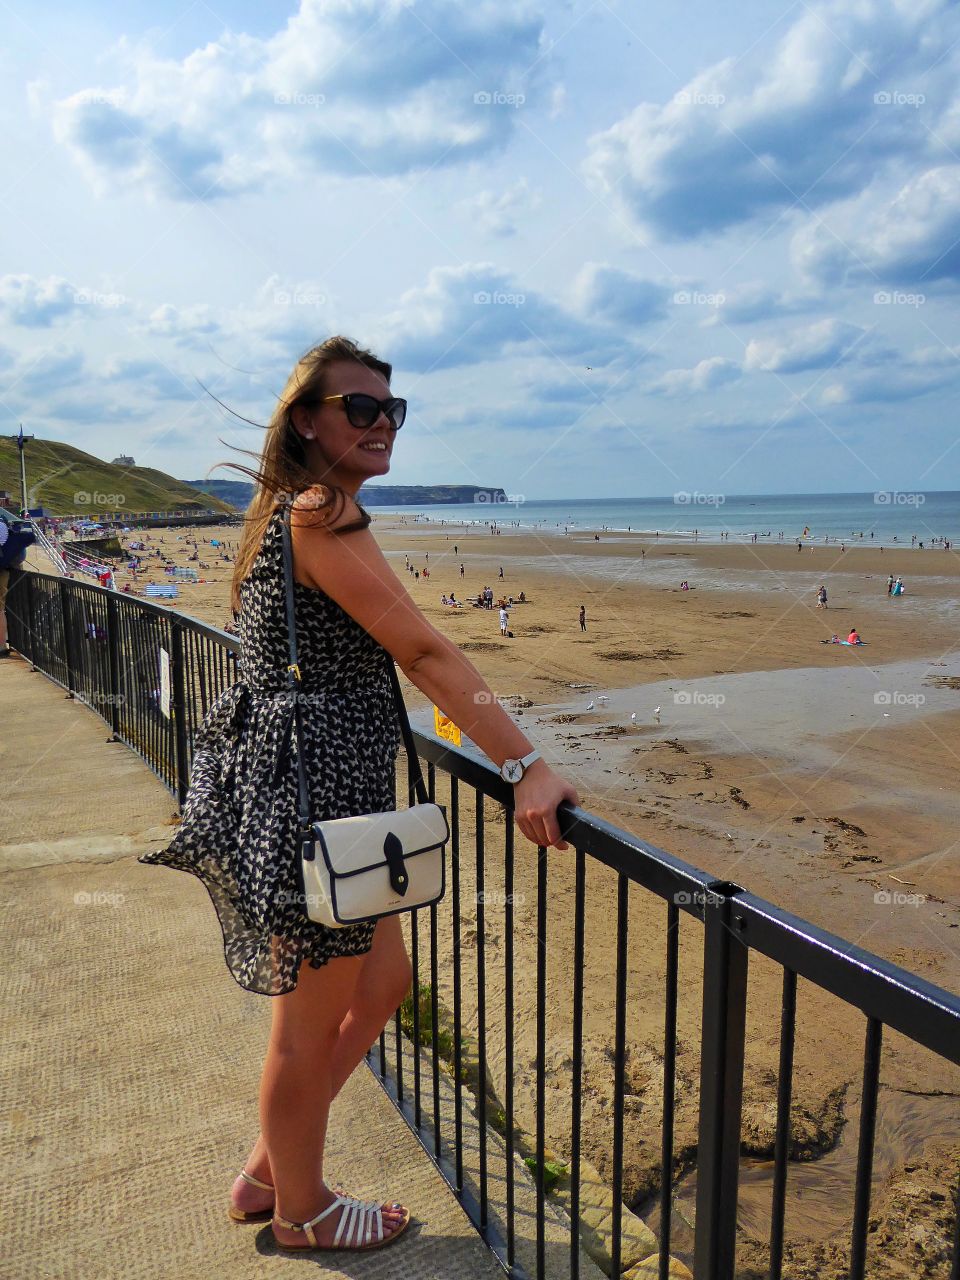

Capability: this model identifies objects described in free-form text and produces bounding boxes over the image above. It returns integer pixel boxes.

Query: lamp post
[8,427,34,516]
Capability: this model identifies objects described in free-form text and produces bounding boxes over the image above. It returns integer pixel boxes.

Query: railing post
[169,620,190,807]
[57,578,77,697]
[693,884,749,1280]
[105,592,122,741]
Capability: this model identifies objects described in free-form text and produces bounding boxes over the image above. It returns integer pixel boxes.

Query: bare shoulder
[290,484,368,533]
[289,486,439,667]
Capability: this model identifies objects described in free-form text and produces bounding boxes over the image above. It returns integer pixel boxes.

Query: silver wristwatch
[499,749,542,784]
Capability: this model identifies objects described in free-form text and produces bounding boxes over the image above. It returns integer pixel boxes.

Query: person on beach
[137,337,579,1256]
[816,585,827,609]
[459,563,464,577]
[847,628,861,644]
[499,605,509,636]
[887,575,894,595]
[579,604,586,631]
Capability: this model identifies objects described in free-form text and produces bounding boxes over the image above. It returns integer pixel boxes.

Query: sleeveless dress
[138,505,401,996]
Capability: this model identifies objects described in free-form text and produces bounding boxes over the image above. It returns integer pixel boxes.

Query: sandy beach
[36,512,960,1274]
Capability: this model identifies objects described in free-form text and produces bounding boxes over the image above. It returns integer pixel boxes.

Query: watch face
[503,759,523,783]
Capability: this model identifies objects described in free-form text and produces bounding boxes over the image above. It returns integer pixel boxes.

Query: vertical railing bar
[849,1017,883,1280]
[769,968,797,1280]
[427,760,442,1163]
[659,900,680,1280]
[610,873,629,1279]
[693,890,749,1280]
[407,732,422,1124]
[570,847,586,1280]
[106,593,121,740]
[535,843,547,1280]
[476,790,488,1228]
[451,775,464,1194]
[504,811,516,1268]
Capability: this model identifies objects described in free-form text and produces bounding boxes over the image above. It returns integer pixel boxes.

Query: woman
[139,336,578,1255]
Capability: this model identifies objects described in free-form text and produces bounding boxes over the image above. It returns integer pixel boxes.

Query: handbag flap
[315,803,449,878]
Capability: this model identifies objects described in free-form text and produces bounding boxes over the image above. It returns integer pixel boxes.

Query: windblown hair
[218,336,392,613]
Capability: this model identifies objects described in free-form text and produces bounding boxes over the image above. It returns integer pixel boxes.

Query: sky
[2,0,960,501]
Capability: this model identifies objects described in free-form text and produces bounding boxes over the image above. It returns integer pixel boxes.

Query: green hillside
[0,437,235,515]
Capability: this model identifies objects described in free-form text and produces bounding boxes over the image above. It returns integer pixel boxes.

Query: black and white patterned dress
[138,503,401,996]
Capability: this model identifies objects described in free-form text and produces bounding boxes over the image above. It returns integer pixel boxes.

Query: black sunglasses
[318,393,407,431]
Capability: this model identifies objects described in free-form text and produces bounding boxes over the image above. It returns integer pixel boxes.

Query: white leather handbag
[279,501,448,928]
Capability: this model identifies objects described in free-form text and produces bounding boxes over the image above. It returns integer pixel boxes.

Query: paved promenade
[0,654,505,1279]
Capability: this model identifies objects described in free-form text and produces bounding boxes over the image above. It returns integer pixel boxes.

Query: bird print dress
[138,501,402,996]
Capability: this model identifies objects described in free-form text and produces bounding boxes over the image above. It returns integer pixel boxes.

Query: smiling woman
[137,333,579,1255]
[224,335,393,613]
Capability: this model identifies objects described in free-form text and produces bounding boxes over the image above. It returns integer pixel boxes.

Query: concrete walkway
[0,655,504,1279]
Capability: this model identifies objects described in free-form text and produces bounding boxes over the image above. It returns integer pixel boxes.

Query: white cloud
[650,356,741,396]
[0,275,81,327]
[574,264,670,327]
[583,0,960,240]
[50,0,551,200]
[373,262,630,372]
[459,179,541,237]
[744,318,867,373]
[792,165,960,287]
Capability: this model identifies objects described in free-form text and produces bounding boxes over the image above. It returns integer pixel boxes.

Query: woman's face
[294,359,397,491]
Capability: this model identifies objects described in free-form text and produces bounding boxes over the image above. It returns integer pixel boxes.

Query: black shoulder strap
[279,499,430,820]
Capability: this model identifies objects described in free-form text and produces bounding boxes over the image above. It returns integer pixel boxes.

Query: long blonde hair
[219,336,392,613]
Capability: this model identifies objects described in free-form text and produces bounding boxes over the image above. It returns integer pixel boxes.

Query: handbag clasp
[382,830,408,896]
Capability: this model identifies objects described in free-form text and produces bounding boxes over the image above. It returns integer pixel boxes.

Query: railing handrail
[18,566,959,1066]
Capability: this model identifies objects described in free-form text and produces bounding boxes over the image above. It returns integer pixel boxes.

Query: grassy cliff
[0,438,235,515]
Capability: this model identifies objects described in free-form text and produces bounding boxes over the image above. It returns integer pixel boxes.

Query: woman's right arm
[290,499,580,849]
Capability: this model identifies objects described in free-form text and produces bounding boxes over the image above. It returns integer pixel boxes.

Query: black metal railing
[7,569,960,1280]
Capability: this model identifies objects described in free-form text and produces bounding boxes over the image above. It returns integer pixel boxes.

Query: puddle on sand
[639,1087,960,1263]
[545,656,960,768]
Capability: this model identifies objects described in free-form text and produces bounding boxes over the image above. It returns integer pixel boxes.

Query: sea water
[369,491,960,543]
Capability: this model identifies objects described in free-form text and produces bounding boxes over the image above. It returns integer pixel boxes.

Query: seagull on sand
[585,700,595,711]
[653,705,661,723]
[597,694,609,704]
[630,712,637,723]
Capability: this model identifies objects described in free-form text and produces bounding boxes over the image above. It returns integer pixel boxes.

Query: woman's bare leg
[261,951,363,1228]
[234,920,411,1217]
[328,916,412,1100]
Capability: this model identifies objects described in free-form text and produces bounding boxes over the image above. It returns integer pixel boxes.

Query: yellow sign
[433,705,462,746]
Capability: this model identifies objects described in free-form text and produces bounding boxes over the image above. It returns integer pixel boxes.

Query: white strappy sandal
[273,1192,411,1252]
[229,1168,350,1224]
[229,1168,275,1223]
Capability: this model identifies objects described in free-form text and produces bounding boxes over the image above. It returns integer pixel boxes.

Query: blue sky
[2,0,959,499]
